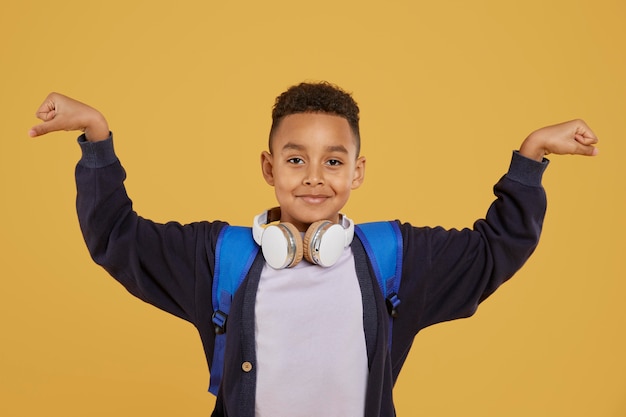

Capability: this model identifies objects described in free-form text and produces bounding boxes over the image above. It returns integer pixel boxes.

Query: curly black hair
[269,81,361,156]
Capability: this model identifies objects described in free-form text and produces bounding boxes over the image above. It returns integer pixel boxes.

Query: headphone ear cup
[302,220,330,265]
[303,220,347,267]
[281,222,304,267]
[261,222,303,269]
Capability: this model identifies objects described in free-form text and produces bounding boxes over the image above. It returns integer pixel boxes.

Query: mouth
[298,195,330,205]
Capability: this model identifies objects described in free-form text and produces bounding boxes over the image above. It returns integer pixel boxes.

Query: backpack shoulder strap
[354,221,403,347]
[209,225,259,395]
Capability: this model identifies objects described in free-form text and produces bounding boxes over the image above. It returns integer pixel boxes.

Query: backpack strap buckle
[212,310,228,335]
[386,292,401,318]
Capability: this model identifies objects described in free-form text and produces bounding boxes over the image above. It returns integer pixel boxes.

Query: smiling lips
[298,194,330,204]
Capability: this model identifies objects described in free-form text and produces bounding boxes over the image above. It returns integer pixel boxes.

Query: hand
[519,119,599,162]
[29,93,110,142]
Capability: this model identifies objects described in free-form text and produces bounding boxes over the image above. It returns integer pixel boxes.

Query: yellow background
[1,0,625,415]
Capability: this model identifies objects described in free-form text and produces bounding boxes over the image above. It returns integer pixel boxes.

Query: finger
[574,132,599,146]
[35,108,56,122]
[33,96,58,121]
[572,120,599,143]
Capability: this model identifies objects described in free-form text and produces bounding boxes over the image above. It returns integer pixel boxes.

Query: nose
[304,165,324,186]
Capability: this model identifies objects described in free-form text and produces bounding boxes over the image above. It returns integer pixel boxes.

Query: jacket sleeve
[75,133,224,325]
[397,151,549,334]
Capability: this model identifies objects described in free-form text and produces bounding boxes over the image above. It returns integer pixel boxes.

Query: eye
[287,157,304,165]
[326,159,343,166]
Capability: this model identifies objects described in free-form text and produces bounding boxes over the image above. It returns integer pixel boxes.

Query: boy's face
[261,112,366,231]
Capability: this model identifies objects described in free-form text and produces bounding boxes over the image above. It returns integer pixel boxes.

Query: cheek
[337,173,357,189]
[272,174,298,193]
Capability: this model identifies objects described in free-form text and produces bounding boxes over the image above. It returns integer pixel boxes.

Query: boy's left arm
[396,119,599,335]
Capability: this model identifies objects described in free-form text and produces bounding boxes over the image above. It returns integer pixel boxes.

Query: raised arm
[395,120,599,340]
[29,93,223,326]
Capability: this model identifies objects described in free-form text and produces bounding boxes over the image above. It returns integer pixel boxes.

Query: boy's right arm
[30,93,223,327]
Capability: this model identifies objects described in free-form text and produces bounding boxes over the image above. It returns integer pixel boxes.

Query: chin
[278,202,344,226]
[300,212,340,225]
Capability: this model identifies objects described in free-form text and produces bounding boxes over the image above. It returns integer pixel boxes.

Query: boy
[29,82,598,416]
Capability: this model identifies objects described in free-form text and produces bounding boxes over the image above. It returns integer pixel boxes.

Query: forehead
[272,113,358,155]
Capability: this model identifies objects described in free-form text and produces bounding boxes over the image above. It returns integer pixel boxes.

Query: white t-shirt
[254,246,368,416]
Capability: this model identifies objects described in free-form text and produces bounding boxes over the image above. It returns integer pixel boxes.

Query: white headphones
[252,207,355,269]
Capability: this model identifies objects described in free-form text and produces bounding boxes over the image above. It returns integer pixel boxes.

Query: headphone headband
[252,207,282,245]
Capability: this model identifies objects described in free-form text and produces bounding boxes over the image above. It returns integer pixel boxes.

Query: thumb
[577,143,599,156]
[29,118,64,137]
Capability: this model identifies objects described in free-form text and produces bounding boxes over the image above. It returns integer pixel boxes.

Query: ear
[351,156,366,190]
[261,151,275,186]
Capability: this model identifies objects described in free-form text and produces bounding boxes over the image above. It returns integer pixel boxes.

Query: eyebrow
[281,142,349,154]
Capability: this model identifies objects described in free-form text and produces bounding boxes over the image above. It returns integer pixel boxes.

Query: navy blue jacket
[75,134,548,416]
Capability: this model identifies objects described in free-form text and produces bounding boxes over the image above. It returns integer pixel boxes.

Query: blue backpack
[208,221,403,395]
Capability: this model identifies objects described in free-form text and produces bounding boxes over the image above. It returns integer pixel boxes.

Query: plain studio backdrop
[1,1,624,416]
